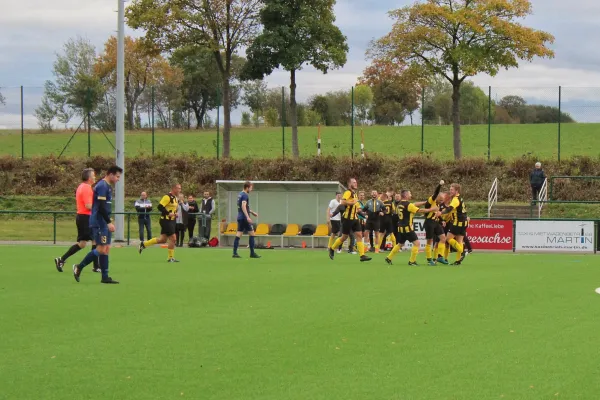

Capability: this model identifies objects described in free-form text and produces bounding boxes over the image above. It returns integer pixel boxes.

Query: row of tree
[34,0,556,159]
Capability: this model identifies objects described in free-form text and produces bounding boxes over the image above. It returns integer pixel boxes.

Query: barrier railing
[0,210,213,244]
[488,177,498,218]
[538,178,548,218]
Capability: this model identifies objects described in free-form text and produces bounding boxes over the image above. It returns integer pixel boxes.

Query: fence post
[216,88,220,160]
[126,213,130,246]
[21,86,24,159]
[351,86,354,159]
[281,86,285,159]
[488,86,491,161]
[151,86,155,156]
[558,85,561,162]
[421,87,425,153]
[53,213,57,244]
[87,112,91,157]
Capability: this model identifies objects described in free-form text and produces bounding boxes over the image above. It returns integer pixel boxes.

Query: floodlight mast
[114,0,125,240]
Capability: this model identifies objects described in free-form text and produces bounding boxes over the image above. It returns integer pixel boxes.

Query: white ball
[595,287,600,295]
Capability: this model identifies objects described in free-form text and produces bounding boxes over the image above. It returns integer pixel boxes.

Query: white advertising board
[515,221,595,252]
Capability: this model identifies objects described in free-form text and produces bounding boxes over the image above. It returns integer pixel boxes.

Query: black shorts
[160,219,177,236]
[330,220,341,235]
[365,219,380,232]
[397,230,418,245]
[379,216,393,233]
[449,224,467,236]
[424,219,444,240]
[76,214,92,242]
[359,219,366,232]
[443,222,451,235]
[342,218,361,235]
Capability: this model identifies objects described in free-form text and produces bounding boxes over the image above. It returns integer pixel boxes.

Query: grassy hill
[2,123,599,160]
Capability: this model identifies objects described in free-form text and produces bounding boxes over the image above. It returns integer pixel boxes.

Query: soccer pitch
[1,246,600,399]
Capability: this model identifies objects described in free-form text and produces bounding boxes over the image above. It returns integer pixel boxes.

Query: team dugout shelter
[217,180,346,248]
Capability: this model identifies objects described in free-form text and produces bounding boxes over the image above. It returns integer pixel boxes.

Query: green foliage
[265,108,279,127]
[241,0,348,156]
[305,109,322,126]
[496,95,575,124]
[242,80,268,119]
[353,85,373,125]
[241,112,252,127]
[35,36,100,129]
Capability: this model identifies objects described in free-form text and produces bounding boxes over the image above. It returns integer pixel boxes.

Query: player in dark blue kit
[73,165,123,284]
[233,181,260,259]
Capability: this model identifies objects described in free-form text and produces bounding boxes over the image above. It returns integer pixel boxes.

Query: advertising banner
[515,221,595,252]
[467,220,513,250]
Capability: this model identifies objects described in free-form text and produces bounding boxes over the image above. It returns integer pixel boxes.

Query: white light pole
[115,0,125,241]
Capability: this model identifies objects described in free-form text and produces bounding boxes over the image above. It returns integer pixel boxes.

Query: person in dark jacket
[187,195,199,239]
[135,192,153,241]
[530,162,547,202]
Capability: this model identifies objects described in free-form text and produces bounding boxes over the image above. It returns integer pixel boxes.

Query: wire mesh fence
[1,84,600,160]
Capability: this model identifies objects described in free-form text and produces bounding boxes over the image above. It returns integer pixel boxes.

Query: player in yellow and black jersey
[377,190,396,251]
[423,180,448,265]
[329,178,372,262]
[384,189,435,266]
[436,183,468,265]
[139,183,182,262]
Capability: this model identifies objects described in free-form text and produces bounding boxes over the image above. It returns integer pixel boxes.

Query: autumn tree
[241,0,348,157]
[127,0,261,157]
[369,0,554,158]
[95,36,174,129]
[359,58,421,125]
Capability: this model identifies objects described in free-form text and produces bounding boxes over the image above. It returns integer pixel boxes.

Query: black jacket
[187,201,199,221]
[530,169,546,186]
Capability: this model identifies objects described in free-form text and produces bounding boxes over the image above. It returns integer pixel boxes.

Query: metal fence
[1,85,600,160]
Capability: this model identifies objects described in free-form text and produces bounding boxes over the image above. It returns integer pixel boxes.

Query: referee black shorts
[76,214,92,242]
[342,218,361,235]
[160,219,177,236]
[424,219,444,240]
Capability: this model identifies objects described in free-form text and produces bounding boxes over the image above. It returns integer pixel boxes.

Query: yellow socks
[437,243,446,259]
[144,238,158,247]
[448,239,464,262]
[377,235,384,249]
[391,233,397,247]
[410,245,419,263]
[168,249,174,260]
[357,242,365,257]
[387,244,401,260]
[328,236,335,249]
[332,238,343,250]
[444,244,450,260]
[425,244,432,259]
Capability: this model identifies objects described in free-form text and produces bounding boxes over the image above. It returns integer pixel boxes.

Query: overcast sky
[1,0,600,128]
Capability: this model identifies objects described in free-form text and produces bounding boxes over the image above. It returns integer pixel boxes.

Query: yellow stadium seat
[255,223,270,235]
[283,224,300,236]
[224,222,237,235]
[314,224,329,237]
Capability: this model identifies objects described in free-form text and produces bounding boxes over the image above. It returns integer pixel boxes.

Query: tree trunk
[193,107,203,129]
[126,101,135,131]
[222,76,231,158]
[290,69,299,158]
[451,82,462,159]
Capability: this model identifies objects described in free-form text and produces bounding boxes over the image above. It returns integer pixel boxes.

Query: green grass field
[1,246,600,399]
[2,123,600,159]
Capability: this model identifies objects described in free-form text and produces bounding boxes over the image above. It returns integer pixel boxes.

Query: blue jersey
[237,191,249,220]
[90,179,112,228]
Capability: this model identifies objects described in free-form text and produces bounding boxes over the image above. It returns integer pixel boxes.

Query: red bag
[208,237,219,247]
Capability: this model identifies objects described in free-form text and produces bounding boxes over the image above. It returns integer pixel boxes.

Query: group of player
[327,178,470,266]
[54,166,200,283]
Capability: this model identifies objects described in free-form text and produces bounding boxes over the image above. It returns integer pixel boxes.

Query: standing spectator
[200,191,216,240]
[187,195,199,239]
[175,194,189,247]
[134,192,153,242]
[530,162,547,203]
